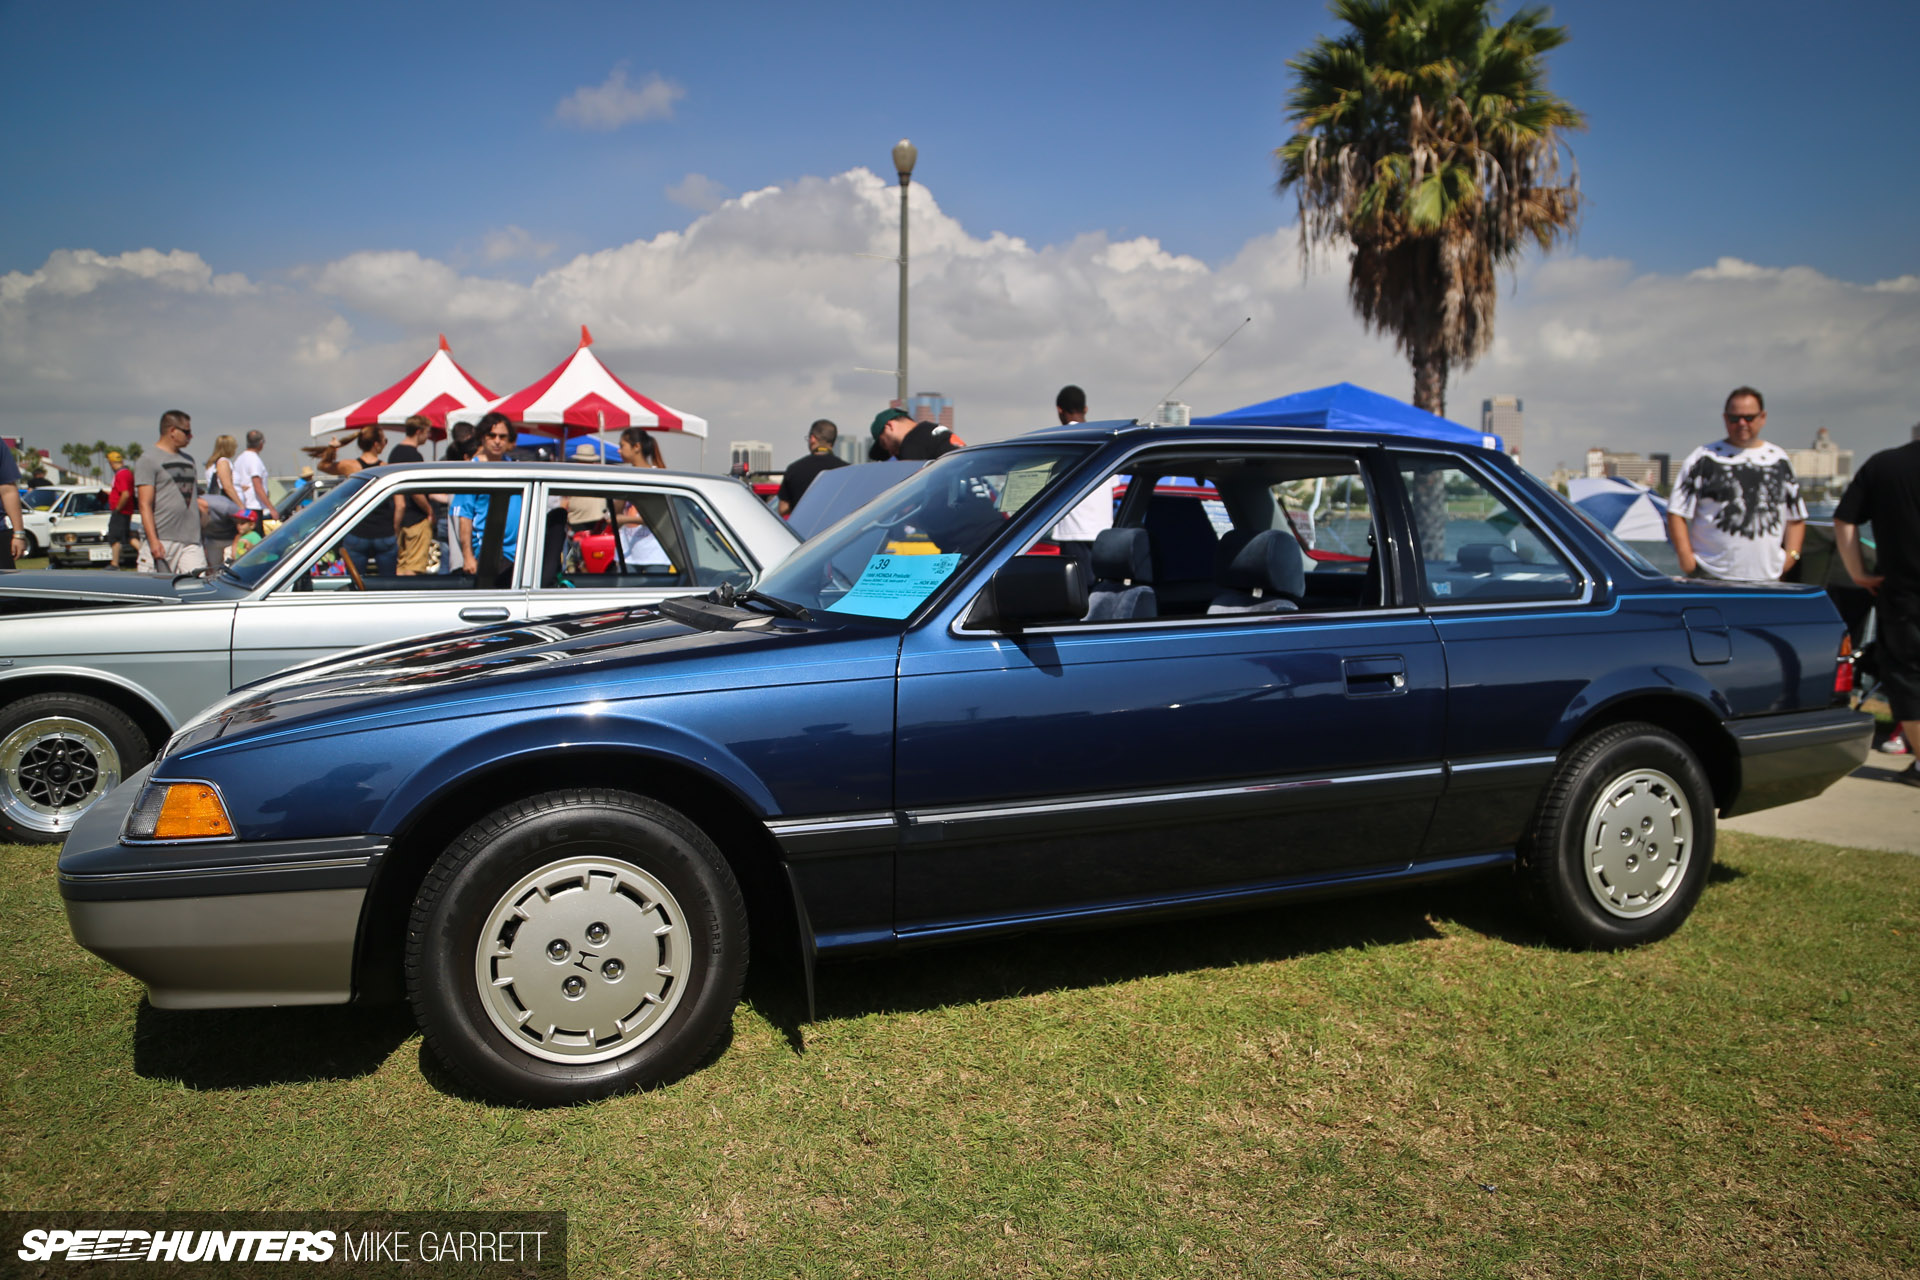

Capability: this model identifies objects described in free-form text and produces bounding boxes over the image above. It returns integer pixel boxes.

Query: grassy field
[3,832,1915,1278]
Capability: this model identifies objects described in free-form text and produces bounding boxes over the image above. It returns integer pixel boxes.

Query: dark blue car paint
[60,423,1872,1008]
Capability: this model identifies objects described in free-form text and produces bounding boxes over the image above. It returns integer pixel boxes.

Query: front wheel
[0,693,149,844]
[1522,723,1715,948]
[406,789,748,1105]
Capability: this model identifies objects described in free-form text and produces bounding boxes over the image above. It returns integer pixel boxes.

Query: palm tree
[1277,0,1584,415]
[59,442,95,479]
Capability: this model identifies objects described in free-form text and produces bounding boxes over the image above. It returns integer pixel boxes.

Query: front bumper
[1722,706,1874,817]
[58,766,385,1009]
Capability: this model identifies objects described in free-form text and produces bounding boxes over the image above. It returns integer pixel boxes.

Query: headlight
[122,779,235,842]
[57,532,78,545]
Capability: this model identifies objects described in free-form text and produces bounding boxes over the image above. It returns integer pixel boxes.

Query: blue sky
[5,0,1914,284]
[2,0,1916,470]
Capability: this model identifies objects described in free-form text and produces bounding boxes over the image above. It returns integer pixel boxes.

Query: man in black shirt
[1836,423,1920,786]
[388,415,435,574]
[869,407,964,462]
[777,419,847,517]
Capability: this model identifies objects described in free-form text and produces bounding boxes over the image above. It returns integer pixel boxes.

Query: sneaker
[1896,762,1920,789]
[1880,732,1910,755]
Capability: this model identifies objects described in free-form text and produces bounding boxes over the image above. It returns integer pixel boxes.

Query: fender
[372,707,780,835]
[0,664,181,731]
[1553,663,1734,748]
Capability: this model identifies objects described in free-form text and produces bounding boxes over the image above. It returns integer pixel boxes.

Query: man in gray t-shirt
[135,409,207,573]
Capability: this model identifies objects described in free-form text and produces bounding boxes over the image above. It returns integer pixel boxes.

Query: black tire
[0,692,149,845]
[1521,722,1715,949]
[406,789,748,1105]
[17,530,37,556]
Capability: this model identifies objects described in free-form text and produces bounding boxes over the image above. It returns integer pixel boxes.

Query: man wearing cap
[105,448,136,569]
[870,408,963,462]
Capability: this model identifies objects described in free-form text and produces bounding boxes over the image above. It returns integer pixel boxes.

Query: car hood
[0,569,223,611]
[169,601,885,755]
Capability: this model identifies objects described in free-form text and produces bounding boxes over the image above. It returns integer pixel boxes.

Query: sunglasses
[485,431,513,440]
[1723,413,1762,424]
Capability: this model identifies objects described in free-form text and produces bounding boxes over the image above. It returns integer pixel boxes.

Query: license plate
[88,547,112,561]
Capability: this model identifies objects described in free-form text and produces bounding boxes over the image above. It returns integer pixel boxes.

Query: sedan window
[539,488,750,592]
[1395,458,1580,604]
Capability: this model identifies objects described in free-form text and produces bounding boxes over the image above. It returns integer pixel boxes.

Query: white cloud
[480,225,557,264]
[4,167,1916,477]
[553,65,684,130]
[666,173,731,213]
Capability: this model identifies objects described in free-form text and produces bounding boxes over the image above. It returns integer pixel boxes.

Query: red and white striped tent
[450,326,708,441]
[309,336,497,442]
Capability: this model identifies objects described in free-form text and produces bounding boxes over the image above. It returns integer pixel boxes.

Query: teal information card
[826,553,963,619]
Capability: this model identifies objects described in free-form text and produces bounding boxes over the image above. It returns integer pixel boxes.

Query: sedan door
[230,476,532,689]
[522,480,760,622]
[890,445,1449,938]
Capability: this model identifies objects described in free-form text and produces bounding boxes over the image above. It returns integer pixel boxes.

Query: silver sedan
[0,460,799,842]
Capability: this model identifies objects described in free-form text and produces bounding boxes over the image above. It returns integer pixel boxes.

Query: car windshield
[756,443,1092,620]
[223,472,370,588]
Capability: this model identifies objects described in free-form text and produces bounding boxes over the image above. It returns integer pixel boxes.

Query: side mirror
[966,555,1087,630]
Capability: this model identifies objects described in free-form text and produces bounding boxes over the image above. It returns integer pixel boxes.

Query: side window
[276,483,525,592]
[1066,452,1385,623]
[1396,458,1580,604]
[540,488,748,592]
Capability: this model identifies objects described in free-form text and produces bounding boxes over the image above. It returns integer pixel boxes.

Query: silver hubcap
[473,856,691,1064]
[1582,766,1692,918]
[0,717,122,835]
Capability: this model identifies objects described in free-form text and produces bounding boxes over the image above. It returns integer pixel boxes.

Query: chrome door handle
[1343,655,1406,695]
[459,607,510,623]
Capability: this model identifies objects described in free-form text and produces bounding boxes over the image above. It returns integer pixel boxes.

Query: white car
[17,485,84,555]
[0,461,799,842]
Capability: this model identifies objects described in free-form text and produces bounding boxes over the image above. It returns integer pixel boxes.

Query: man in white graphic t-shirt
[1666,386,1807,581]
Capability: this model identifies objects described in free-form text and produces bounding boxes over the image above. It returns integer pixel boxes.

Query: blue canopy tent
[1194,382,1502,451]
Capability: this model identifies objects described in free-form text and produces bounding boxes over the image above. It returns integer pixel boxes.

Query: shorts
[107,512,133,542]
[137,538,208,575]
[1877,588,1920,723]
[397,519,433,574]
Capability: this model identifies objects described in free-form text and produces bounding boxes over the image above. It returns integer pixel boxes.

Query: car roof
[340,461,759,493]
[995,418,1503,457]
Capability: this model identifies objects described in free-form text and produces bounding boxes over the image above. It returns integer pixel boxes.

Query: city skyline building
[729,440,773,475]
[898,392,954,430]
[1482,396,1524,465]
[1787,427,1853,493]
[1585,446,1672,490]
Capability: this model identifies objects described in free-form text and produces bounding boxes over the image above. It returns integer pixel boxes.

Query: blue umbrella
[1195,382,1501,450]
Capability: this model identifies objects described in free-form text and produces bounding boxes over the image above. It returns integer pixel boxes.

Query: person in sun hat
[566,439,612,530]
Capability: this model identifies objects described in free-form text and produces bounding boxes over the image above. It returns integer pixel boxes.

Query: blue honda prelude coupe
[59,421,1871,1104]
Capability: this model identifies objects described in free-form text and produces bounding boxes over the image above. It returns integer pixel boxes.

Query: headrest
[1091,526,1152,583]
[1213,529,1252,580]
[1223,529,1306,599]
[1457,543,1523,573]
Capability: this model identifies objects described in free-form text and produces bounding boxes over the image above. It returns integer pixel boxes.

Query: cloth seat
[1084,527,1158,621]
[1207,529,1306,614]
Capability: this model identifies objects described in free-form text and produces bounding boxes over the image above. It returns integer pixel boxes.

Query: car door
[1387,449,1602,859]
[229,474,532,689]
[891,443,1448,937]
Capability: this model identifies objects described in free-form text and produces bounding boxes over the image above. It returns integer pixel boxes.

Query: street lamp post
[892,139,916,411]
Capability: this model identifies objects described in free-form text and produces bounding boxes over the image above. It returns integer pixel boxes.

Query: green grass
[4,833,1916,1278]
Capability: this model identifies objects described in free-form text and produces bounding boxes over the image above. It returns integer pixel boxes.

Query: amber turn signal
[123,781,235,841]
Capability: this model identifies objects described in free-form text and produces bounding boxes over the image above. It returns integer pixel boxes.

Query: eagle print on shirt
[1675,450,1801,539]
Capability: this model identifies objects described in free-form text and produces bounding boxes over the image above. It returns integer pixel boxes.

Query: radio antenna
[1145,316,1251,422]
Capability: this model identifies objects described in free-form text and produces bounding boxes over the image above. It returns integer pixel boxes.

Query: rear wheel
[1523,722,1715,948]
[0,693,149,844]
[406,789,748,1105]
